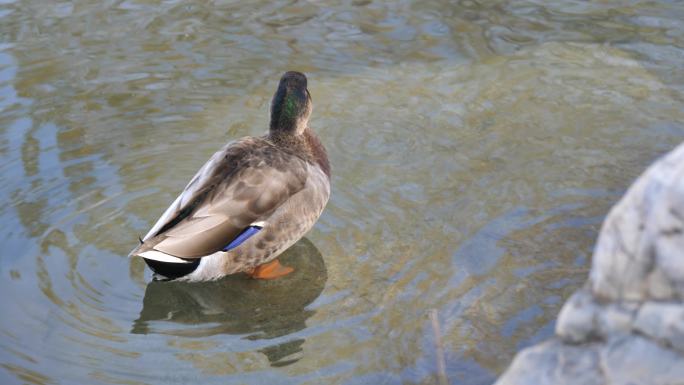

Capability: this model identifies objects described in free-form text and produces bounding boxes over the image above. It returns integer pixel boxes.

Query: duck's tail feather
[143,256,200,280]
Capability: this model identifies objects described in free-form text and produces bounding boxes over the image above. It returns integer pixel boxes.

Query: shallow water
[1,0,683,384]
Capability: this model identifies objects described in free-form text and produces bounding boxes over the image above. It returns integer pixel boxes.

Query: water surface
[1,1,684,384]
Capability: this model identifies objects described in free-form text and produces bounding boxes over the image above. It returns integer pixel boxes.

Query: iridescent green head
[270,71,312,135]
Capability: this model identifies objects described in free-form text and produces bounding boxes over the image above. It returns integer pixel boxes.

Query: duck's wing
[130,137,308,259]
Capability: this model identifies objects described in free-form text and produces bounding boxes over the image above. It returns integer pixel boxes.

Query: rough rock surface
[496,143,684,385]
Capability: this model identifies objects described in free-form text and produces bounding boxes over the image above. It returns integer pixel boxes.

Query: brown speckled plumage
[130,72,330,281]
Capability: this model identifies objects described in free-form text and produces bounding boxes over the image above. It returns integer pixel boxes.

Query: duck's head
[270,71,312,136]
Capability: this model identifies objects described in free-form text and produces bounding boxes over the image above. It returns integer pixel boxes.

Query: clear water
[1,1,683,384]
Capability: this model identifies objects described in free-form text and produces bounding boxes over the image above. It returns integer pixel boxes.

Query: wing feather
[142,147,225,241]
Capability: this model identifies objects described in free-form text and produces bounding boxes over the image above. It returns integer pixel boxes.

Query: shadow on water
[131,238,327,367]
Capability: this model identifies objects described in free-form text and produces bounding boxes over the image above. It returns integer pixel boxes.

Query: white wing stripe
[139,250,195,264]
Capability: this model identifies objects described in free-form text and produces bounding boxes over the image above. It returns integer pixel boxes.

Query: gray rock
[496,143,684,385]
[633,302,684,353]
[590,142,684,302]
[496,340,604,385]
[601,336,684,385]
[555,288,599,343]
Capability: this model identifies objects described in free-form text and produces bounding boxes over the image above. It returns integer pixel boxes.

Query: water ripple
[0,0,683,384]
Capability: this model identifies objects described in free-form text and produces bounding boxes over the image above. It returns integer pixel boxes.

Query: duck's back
[131,136,312,260]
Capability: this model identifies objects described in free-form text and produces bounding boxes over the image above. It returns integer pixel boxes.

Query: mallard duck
[130,71,330,281]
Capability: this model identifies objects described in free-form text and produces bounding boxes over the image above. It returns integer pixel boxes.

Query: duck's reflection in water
[132,238,327,367]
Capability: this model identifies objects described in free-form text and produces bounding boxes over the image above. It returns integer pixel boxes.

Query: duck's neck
[303,128,331,178]
[268,128,330,179]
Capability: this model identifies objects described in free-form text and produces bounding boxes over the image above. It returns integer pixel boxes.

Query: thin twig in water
[429,309,449,385]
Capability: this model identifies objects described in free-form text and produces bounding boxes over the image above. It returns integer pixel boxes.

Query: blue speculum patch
[222,226,262,251]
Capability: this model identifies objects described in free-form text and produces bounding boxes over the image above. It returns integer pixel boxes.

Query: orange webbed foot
[247,259,294,280]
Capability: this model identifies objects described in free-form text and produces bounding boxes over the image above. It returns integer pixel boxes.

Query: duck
[130,71,330,282]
